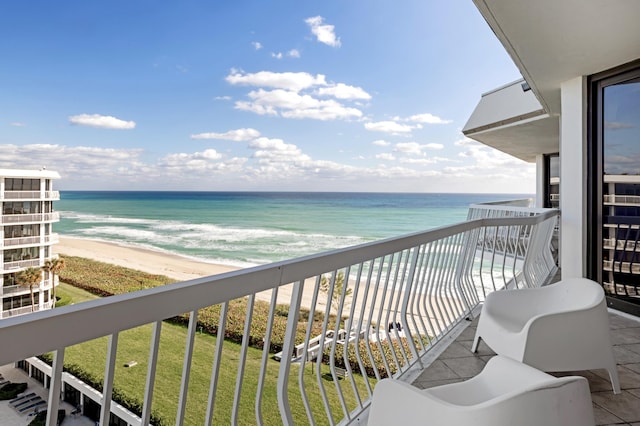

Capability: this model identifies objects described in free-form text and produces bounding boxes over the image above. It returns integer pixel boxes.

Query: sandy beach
[55,237,239,282]
[54,236,331,312]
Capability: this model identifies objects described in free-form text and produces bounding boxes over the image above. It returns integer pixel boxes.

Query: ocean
[54,191,532,268]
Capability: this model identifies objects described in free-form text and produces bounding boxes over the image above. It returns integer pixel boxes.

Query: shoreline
[54,236,331,311]
[55,236,240,282]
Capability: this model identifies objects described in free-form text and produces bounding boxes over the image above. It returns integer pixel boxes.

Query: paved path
[0,364,94,426]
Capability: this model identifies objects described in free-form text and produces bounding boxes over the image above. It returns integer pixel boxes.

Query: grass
[54,270,374,425]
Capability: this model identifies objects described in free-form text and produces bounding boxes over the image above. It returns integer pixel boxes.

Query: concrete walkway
[0,364,94,426]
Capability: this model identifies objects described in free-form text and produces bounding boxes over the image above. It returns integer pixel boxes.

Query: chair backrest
[542,278,604,312]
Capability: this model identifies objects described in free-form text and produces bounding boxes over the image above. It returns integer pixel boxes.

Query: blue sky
[0,1,532,192]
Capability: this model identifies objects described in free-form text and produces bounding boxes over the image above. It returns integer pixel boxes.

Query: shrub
[0,382,28,399]
[28,409,66,426]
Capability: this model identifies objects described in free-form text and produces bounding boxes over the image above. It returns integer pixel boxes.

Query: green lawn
[55,283,373,425]
[56,282,99,305]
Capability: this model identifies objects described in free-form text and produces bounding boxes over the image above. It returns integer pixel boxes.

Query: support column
[559,76,587,278]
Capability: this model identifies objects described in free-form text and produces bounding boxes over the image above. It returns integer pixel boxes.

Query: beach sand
[54,237,331,312]
[55,237,239,282]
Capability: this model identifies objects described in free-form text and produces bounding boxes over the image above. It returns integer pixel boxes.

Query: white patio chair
[471,277,620,393]
[368,356,594,426]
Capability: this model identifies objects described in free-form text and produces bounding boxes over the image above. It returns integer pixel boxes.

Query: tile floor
[411,310,640,426]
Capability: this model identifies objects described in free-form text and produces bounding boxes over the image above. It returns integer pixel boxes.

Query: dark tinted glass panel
[604,78,640,175]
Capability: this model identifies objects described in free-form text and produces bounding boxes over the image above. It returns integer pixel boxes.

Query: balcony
[2,258,42,271]
[1,301,54,319]
[0,212,60,225]
[0,207,577,425]
[2,233,59,248]
[1,190,60,201]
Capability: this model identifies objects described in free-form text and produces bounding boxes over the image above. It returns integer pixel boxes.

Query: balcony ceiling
[465,0,640,162]
[473,0,640,116]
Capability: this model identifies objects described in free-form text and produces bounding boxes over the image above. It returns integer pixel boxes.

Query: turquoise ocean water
[54,192,532,268]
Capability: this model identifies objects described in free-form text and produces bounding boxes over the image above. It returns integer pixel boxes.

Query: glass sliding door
[591,63,640,314]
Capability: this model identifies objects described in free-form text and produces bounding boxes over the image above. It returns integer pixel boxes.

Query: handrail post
[277,280,304,425]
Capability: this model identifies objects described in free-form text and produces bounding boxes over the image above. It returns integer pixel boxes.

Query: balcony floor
[411,310,640,426]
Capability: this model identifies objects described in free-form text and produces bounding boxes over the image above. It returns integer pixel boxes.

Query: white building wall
[559,76,588,278]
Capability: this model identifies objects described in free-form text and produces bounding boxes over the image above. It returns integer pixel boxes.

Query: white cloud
[605,121,635,129]
[252,41,263,50]
[317,83,371,100]
[364,121,413,133]
[407,113,452,124]
[425,143,444,150]
[215,95,232,101]
[287,49,300,58]
[235,89,362,121]
[69,114,136,130]
[372,140,390,147]
[249,137,311,162]
[376,153,396,161]
[395,142,425,155]
[305,16,341,47]
[190,128,261,141]
[10,122,26,127]
[226,70,327,92]
[0,139,534,193]
[271,52,283,59]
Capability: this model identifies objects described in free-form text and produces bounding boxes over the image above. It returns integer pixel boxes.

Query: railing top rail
[0,209,559,366]
[469,202,554,214]
[470,198,533,207]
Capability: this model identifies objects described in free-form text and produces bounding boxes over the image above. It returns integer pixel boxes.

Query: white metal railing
[1,301,53,319]
[2,258,42,270]
[604,194,640,205]
[3,235,41,247]
[1,190,60,200]
[0,212,60,224]
[1,280,53,296]
[2,233,61,247]
[0,210,558,426]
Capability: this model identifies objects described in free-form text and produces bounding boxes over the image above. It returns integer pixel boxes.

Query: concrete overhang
[465,1,640,161]
[463,79,559,162]
[473,0,640,116]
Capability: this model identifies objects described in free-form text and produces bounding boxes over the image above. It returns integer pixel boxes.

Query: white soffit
[473,0,640,115]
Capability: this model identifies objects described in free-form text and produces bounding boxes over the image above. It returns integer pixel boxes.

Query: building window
[5,178,40,191]
[589,61,640,314]
[544,154,560,208]
[4,224,40,238]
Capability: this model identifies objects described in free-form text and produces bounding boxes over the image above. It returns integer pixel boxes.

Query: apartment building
[1,168,60,318]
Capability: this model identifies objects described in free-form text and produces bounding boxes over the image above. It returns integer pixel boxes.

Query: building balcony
[0,212,60,225]
[2,233,59,248]
[2,258,42,271]
[0,190,60,201]
[1,300,54,319]
[4,205,615,426]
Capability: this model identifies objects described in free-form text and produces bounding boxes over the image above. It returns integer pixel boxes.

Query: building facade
[0,169,61,318]
[463,0,640,316]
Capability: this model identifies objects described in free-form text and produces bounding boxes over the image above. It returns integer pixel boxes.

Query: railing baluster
[256,288,279,425]
[100,333,118,426]
[176,310,198,426]
[231,294,255,425]
[142,320,162,426]
[46,348,64,426]
[205,302,229,425]
[298,276,323,424]
[278,280,305,426]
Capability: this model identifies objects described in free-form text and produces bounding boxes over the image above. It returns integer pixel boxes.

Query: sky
[0,1,533,193]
